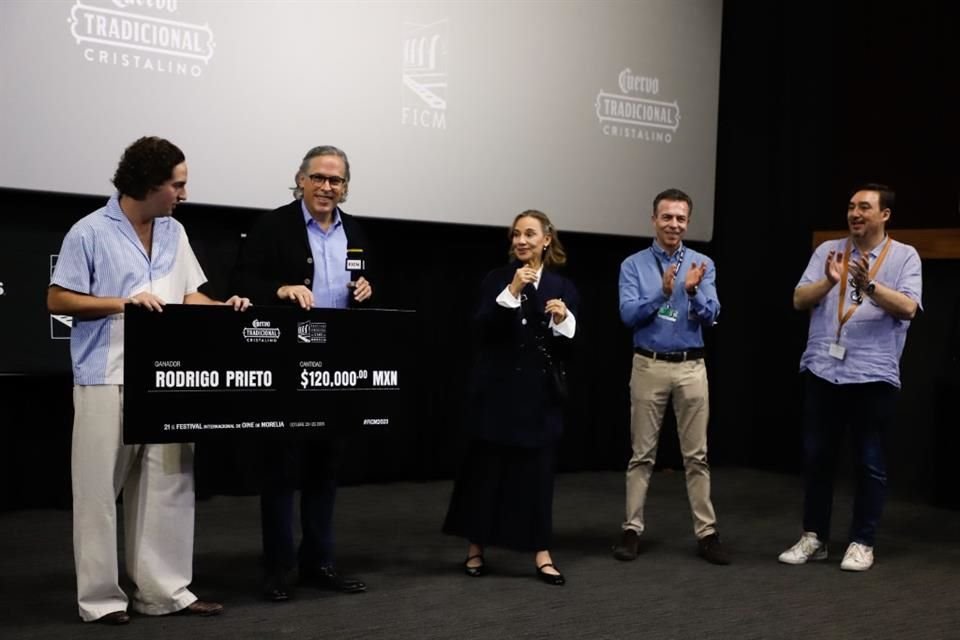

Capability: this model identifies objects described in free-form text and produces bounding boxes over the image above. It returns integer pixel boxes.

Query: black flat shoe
[263,574,291,602]
[464,553,485,577]
[300,566,367,593]
[536,563,565,586]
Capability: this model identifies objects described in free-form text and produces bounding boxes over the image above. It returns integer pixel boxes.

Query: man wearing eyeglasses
[236,145,372,601]
[779,183,922,572]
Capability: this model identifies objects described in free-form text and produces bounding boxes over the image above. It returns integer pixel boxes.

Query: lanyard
[651,245,686,278]
[836,236,892,340]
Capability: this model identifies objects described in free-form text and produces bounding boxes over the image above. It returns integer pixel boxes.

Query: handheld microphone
[345,248,365,283]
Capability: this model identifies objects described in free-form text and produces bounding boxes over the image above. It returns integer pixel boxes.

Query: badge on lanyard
[657,304,679,322]
[828,342,846,360]
[653,245,684,324]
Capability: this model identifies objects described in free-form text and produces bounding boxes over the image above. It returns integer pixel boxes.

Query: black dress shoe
[697,533,731,565]
[613,529,640,561]
[263,574,292,602]
[301,566,367,593]
[179,600,224,616]
[463,553,485,577]
[94,611,130,625]
[535,563,566,586]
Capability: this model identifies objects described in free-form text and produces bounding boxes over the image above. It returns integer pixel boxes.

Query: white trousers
[72,385,197,621]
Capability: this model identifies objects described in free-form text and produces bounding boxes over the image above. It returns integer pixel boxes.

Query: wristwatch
[687,285,698,296]
[865,280,877,295]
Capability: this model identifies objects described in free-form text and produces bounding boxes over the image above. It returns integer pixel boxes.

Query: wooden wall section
[812,229,960,259]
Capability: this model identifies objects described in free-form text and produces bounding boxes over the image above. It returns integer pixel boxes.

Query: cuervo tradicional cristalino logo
[595,68,680,144]
[67,0,216,78]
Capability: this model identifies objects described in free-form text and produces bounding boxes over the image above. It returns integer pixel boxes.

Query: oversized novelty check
[123,304,415,443]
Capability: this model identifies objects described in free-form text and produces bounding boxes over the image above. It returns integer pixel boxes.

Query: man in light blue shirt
[48,137,249,624]
[613,188,728,565]
[779,183,922,571]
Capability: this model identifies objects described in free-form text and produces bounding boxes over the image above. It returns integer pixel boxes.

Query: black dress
[443,263,579,551]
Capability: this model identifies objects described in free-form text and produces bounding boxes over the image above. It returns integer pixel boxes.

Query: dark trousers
[801,372,898,547]
[260,439,343,575]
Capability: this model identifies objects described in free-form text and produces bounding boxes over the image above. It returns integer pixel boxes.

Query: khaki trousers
[624,354,717,538]
[72,385,197,621]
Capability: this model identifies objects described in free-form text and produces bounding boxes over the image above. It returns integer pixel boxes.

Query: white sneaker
[778,532,828,565]
[840,542,874,571]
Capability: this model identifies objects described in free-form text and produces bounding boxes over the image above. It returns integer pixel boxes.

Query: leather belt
[634,347,705,362]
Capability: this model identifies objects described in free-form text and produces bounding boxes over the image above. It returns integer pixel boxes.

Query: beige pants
[72,385,197,621]
[624,354,717,539]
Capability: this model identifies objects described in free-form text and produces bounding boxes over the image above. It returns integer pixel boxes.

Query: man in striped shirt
[49,137,249,624]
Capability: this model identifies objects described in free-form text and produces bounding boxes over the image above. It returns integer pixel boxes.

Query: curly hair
[507,209,567,269]
[112,137,185,200]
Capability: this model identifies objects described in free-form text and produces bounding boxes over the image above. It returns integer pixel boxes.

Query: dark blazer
[234,200,374,306]
[232,200,373,488]
[467,263,579,448]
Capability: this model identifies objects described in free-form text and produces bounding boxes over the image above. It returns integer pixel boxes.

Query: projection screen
[0,0,723,239]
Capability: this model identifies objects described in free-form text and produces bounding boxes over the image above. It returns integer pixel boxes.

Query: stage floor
[2,468,958,639]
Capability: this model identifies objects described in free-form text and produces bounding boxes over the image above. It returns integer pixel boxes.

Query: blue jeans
[801,372,898,547]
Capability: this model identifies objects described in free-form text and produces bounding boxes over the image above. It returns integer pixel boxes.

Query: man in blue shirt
[613,188,728,565]
[48,136,249,624]
[236,145,373,601]
[779,184,922,571]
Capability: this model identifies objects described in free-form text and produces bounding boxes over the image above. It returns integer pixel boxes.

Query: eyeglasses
[306,173,346,188]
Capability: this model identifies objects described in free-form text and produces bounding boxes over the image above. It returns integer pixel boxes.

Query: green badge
[657,304,678,322]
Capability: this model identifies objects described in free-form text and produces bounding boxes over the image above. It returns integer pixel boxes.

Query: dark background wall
[2,1,959,511]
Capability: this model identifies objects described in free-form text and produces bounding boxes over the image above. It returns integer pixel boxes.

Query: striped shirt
[50,195,206,385]
[797,237,922,388]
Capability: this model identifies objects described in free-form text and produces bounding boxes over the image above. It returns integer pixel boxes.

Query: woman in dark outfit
[443,210,579,585]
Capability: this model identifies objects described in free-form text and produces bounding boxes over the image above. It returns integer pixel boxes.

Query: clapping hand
[685,262,707,295]
[824,250,843,285]
[847,255,871,290]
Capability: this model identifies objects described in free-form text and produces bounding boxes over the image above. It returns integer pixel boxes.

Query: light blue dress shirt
[797,237,922,388]
[50,195,206,384]
[618,241,720,352]
[301,201,350,309]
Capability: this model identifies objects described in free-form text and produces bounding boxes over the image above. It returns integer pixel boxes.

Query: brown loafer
[94,610,130,625]
[180,600,224,616]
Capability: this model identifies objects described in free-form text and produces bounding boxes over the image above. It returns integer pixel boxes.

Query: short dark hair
[507,209,567,269]
[652,188,693,217]
[853,183,895,212]
[111,137,185,200]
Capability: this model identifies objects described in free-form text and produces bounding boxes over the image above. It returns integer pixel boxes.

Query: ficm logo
[401,18,449,130]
